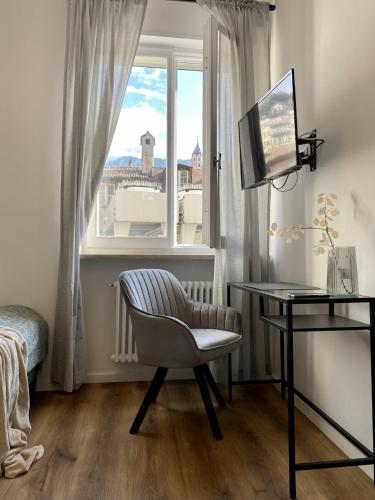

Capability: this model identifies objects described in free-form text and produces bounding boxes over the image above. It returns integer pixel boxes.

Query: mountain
[107,156,141,167]
[106,156,191,168]
[106,155,120,163]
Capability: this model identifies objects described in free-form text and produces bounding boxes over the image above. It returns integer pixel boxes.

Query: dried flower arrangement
[268,193,356,295]
[268,193,340,255]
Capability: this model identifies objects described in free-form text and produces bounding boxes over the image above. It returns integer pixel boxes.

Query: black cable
[272,174,289,190]
[271,171,299,192]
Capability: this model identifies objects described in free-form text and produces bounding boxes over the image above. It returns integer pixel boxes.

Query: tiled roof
[102,166,163,190]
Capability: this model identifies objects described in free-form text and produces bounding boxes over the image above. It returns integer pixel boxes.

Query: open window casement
[203,16,218,248]
[203,16,231,249]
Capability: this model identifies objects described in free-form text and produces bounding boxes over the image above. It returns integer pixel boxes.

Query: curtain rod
[168,0,276,11]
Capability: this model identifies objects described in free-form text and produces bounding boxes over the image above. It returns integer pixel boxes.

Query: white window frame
[81,38,212,255]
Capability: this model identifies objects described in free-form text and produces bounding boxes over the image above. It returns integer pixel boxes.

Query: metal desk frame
[227,282,375,499]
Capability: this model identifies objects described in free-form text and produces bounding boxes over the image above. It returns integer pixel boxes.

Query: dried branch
[268,193,340,256]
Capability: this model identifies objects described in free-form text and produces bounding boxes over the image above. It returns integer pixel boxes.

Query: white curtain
[198,0,271,380]
[52,0,147,392]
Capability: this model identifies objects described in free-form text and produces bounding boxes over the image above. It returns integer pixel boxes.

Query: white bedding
[0,326,43,478]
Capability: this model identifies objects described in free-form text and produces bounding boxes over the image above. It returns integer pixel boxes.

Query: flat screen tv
[239,69,300,189]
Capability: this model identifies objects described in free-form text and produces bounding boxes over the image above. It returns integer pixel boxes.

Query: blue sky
[108,66,202,160]
[124,67,167,114]
[177,69,203,159]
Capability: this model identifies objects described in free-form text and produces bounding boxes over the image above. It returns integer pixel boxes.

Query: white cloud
[109,102,167,158]
[131,67,166,86]
[126,85,166,102]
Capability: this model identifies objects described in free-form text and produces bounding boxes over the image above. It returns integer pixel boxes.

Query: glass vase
[326,246,358,295]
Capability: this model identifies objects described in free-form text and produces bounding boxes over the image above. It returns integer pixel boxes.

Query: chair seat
[191,328,241,351]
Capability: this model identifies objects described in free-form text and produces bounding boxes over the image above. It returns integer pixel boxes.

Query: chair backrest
[119,269,189,323]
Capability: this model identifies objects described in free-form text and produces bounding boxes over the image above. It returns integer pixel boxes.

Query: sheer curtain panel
[52,0,147,392]
[198,0,271,380]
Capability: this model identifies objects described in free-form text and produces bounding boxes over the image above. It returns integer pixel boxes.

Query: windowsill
[80,246,215,260]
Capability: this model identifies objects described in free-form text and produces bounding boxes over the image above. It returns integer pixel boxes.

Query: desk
[227,282,375,499]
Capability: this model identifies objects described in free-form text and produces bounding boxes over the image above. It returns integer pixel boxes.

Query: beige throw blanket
[0,326,43,478]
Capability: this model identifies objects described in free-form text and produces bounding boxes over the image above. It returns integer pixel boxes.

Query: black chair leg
[152,369,168,403]
[130,367,168,434]
[194,365,223,440]
[202,364,226,407]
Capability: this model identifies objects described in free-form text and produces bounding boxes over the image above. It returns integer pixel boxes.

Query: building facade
[98,132,203,244]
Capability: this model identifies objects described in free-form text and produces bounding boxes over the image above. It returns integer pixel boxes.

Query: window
[177,170,189,187]
[83,38,209,253]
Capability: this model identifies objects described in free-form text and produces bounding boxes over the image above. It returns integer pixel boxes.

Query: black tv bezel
[239,69,301,190]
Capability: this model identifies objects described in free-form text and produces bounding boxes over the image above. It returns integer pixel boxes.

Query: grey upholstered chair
[119,269,242,440]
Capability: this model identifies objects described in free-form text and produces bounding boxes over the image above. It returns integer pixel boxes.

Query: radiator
[181,280,213,303]
[111,279,213,364]
[110,281,138,364]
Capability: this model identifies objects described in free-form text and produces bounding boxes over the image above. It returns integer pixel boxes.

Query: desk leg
[370,300,375,487]
[287,303,296,499]
[280,302,286,400]
[227,353,232,403]
[227,285,233,403]
[329,302,335,316]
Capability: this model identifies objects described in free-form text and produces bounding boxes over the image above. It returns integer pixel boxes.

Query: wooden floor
[1,382,374,500]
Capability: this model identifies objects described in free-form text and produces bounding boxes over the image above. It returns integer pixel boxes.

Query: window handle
[213,153,222,170]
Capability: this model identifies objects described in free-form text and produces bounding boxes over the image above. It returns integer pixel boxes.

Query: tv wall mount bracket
[298,129,325,172]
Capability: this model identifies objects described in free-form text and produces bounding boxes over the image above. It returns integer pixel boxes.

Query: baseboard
[273,383,373,480]
[35,367,194,391]
[85,368,194,384]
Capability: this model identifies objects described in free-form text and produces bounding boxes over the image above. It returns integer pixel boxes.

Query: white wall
[270,0,375,475]
[0,0,65,382]
[142,0,209,39]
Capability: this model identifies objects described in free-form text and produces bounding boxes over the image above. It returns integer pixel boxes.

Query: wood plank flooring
[0,382,374,500]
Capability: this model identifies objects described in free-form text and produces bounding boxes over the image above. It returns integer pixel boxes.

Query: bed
[0,305,48,387]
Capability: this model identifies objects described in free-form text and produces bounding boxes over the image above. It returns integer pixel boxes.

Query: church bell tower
[140,131,155,175]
